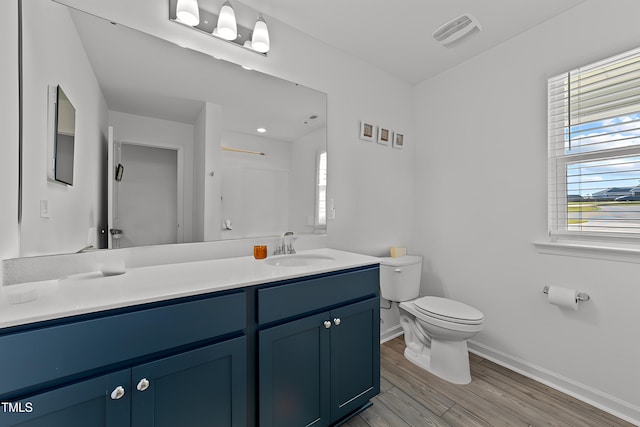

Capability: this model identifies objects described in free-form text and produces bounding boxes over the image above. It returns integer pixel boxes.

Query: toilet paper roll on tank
[390,246,407,258]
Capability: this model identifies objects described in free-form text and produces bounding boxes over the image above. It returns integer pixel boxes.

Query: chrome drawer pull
[110,386,125,400]
[136,378,150,392]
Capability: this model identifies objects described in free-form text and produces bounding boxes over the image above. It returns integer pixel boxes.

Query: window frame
[547,47,640,244]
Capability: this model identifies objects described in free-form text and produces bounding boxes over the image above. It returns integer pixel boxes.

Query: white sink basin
[265,254,335,267]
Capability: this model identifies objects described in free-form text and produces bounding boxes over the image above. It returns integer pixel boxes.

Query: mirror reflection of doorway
[116,143,179,248]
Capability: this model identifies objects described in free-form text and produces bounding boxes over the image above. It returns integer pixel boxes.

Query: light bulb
[216,1,237,40]
[176,0,200,26]
[251,16,270,53]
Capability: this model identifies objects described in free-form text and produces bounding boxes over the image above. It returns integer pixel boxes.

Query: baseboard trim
[380,324,403,344]
[468,340,640,426]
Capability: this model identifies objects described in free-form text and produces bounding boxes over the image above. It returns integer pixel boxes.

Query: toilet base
[404,337,472,385]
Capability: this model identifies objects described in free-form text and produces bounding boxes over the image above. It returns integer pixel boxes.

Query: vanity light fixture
[214,1,237,41]
[169,0,271,55]
[176,0,200,26]
[245,15,270,53]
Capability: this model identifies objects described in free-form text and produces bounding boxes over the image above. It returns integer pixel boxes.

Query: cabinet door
[131,336,247,427]
[1,369,130,427]
[259,312,331,427]
[330,297,380,422]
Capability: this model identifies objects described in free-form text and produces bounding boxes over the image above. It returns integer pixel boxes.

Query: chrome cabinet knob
[333,318,341,326]
[110,386,125,400]
[323,320,332,329]
[136,378,150,392]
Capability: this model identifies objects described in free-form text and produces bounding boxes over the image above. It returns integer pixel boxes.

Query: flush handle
[110,386,125,400]
[323,320,331,329]
[136,378,150,392]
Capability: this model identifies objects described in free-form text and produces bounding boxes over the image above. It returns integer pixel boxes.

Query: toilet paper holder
[543,286,590,302]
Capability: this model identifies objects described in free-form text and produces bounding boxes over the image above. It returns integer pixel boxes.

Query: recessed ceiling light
[257,127,266,133]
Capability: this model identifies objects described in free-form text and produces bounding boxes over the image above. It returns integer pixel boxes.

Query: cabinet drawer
[0,291,246,398]
[258,266,379,325]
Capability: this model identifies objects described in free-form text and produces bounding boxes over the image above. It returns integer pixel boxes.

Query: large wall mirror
[19,0,327,257]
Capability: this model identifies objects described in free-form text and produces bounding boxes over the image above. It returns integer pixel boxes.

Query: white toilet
[380,255,484,385]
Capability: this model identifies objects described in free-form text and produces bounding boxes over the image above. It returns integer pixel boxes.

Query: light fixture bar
[169,0,268,55]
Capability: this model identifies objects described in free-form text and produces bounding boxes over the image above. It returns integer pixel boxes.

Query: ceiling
[240,0,586,84]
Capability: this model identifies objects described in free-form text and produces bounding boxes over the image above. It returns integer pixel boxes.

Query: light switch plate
[40,200,50,218]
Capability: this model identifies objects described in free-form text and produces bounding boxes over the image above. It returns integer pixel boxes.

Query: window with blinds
[316,151,327,226]
[548,46,640,239]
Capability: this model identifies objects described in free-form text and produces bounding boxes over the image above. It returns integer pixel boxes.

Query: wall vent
[432,14,481,48]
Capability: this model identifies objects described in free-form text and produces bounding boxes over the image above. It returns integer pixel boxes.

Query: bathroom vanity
[0,249,380,427]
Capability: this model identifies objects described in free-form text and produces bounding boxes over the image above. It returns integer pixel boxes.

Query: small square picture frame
[377,127,390,146]
[359,121,376,142]
[392,132,404,149]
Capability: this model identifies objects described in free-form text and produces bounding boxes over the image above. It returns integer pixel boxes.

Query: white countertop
[0,249,380,330]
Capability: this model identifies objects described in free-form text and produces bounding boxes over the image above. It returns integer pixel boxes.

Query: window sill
[532,239,640,264]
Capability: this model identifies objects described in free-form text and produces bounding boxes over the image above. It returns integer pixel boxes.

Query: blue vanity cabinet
[0,263,379,427]
[257,266,380,427]
[258,311,332,427]
[2,338,247,427]
[131,336,247,427]
[1,369,131,427]
[329,297,380,422]
[0,291,247,427]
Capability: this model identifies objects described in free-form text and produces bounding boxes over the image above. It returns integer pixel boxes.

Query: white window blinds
[316,151,327,226]
[548,46,640,238]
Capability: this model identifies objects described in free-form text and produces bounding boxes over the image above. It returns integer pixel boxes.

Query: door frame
[108,126,185,248]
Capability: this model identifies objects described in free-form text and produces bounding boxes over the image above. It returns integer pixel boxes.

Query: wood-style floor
[343,337,634,427]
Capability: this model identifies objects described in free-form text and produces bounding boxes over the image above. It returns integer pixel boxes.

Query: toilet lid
[414,296,484,325]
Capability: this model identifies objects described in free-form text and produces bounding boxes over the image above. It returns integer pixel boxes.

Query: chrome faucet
[274,231,296,255]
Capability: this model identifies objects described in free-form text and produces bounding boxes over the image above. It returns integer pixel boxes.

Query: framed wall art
[392,132,404,149]
[359,121,376,142]
[377,127,390,145]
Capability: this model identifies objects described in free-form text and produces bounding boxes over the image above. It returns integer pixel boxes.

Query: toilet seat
[414,296,484,325]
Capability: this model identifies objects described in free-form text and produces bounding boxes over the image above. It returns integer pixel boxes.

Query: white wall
[193,104,207,241]
[193,102,225,242]
[109,110,195,243]
[0,0,19,274]
[19,0,108,257]
[414,0,640,422]
[202,102,223,241]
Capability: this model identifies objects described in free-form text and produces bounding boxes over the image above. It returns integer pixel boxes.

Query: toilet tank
[379,255,423,302]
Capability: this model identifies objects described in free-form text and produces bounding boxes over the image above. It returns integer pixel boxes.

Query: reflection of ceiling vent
[433,14,481,48]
